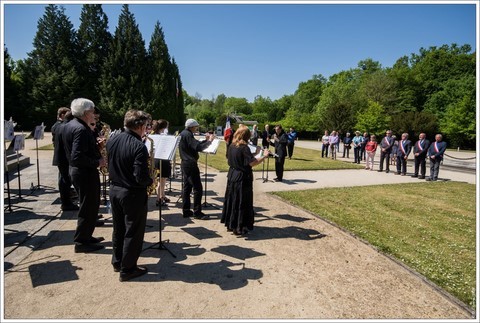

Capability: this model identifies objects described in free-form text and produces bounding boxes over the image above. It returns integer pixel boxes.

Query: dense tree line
[184,47,475,149]
[4,4,476,148]
[4,4,183,131]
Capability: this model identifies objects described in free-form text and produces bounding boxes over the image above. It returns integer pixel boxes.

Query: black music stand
[4,143,12,212]
[31,136,55,192]
[143,135,180,258]
[201,152,217,208]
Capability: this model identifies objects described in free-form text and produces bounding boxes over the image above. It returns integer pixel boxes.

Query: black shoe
[74,243,104,253]
[274,178,283,182]
[411,174,418,178]
[113,263,121,272]
[95,220,105,227]
[418,176,425,179]
[183,210,194,218]
[86,236,105,243]
[425,178,432,181]
[377,170,383,172]
[61,204,79,211]
[385,170,390,173]
[194,212,209,220]
[394,172,400,175]
[119,266,148,282]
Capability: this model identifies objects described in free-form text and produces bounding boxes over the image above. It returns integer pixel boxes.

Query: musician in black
[52,109,77,211]
[272,124,288,182]
[107,110,153,282]
[62,98,106,253]
[179,119,214,219]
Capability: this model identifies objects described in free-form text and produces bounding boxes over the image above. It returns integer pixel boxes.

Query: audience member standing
[395,133,412,176]
[342,132,352,158]
[328,131,339,160]
[352,131,363,163]
[250,124,259,146]
[412,133,430,179]
[286,127,298,159]
[377,130,394,173]
[321,130,330,158]
[262,124,271,148]
[360,132,369,161]
[63,98,105,253]
[364,135,378,170]
[426,134,447,181]
[221,127,268,236]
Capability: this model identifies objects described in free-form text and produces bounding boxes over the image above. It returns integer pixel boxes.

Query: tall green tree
[77,4,111,105]
[355,100,391,135]
[3,49,21,125]
[171,58,185,127]
[316,71,359,134]
[147,21,176,121]
[99,4,148,128]
[29,4,79,128]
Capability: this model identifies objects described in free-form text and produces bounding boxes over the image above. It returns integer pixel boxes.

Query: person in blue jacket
[426,134,447,181]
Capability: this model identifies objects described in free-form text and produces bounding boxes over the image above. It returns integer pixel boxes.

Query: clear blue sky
[2,1,477,102]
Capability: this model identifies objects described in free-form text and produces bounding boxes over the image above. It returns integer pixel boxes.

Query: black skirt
[154,158,172,178]
[221,168,254,231]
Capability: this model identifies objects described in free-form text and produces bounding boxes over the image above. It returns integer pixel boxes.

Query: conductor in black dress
[62,98,106,253]
[221,127,269,235]
[107,110,153,282]
[179,119,214,219]
[272,124,288,182]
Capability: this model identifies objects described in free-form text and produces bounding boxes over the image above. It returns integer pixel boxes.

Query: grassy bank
[273,181,476,309]
[201,143,364,172]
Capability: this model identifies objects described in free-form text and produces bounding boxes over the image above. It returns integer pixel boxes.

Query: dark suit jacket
[62,118,101,170]
[379,136,395,152]
[274,131,288,158]
[396,139,412,158]
[428,141,447,160]
[413,139,430,157]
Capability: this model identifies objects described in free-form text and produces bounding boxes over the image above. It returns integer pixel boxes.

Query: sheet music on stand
[202,138,221,154]
[148,135,180,160]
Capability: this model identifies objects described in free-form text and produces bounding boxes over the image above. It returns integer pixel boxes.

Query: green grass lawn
[201,143,364,172]
[273,181,476,309]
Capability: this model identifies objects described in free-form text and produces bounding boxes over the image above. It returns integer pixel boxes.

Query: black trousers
[287,142,295,158]
[322,144,329,158]
[379,150,391,171]
[414,155,427,176]
[396,156,408,174]
[70,167,100,243]
[110,185,148,272]
[275,155,286,180]
[353,147,361,163]
[181,163,203,215]
[58,164,73,206]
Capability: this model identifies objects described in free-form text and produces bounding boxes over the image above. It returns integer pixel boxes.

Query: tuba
[145,135,159,196]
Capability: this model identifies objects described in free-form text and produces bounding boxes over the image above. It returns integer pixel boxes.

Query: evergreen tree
[3,49,20,124]
[99,4,148,128]
[171,58,185,127]
[77,4,111,105]
[147,21,176,122]
[29,4,79,129]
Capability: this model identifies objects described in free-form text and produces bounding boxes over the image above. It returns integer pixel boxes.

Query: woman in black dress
[152,119,172,206]
[221,127,269,236]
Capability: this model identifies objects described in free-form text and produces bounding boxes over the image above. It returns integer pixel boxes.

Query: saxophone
[145,135,159,196]
[99,123,111,175]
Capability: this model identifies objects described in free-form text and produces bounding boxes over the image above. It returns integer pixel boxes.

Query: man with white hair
[63,98,106,253]
[178,119,214,219]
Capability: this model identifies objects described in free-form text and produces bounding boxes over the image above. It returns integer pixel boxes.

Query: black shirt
[52,120,69,167]
[227,144,256,182]
[106,129,153,189]
[62,118,101,169]
[178,129,212,165]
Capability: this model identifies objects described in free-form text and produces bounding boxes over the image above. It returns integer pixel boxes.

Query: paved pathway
[2,134,476,319]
